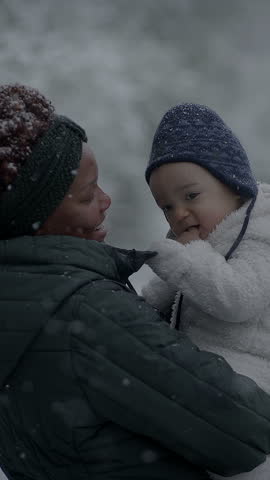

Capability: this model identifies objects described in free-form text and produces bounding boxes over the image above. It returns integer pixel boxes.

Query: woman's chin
[86,228,108,242]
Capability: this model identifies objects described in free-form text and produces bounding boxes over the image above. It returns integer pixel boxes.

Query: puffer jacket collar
[0,235,155,281]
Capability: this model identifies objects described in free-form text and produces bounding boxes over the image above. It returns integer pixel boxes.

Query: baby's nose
[175,205,189,221]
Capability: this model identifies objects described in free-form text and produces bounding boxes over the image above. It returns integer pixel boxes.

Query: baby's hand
[145,239,185,285]
[176,226,200,244]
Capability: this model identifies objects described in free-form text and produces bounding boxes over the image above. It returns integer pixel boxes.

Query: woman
[0,84,269,480]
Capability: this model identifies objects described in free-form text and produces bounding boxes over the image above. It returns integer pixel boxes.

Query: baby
[142,103,270,479]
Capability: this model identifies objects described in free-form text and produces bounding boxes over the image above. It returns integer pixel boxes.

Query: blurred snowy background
[1,0,270,477]
[1,0,270,294]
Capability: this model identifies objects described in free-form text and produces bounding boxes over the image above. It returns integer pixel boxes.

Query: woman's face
[37,145,111,241]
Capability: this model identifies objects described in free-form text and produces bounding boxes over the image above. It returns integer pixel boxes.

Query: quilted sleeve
[71,282,270,477]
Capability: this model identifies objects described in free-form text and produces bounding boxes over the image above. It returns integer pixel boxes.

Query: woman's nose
[100,190,111,211]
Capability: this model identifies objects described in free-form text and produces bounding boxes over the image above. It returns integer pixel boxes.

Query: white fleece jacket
[143,183,270,480]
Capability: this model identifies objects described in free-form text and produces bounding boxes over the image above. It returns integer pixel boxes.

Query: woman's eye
[81,189,95,203]
[186,192,199,200]
[82,195,94,204]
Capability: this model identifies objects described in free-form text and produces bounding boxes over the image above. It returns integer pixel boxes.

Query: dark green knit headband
[0,115,87,239]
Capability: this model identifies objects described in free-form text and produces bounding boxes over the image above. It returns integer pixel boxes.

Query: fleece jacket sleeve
[146,238,270,323]
[141,274,177,312]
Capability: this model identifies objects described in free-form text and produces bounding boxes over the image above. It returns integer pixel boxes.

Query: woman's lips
[89,223,108,241]
[94,224,104,232]
[74,222,108,241]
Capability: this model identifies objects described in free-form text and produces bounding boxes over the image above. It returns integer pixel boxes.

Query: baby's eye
[186,192,199,200]
[161,206,172,221]
[162,205,171,214]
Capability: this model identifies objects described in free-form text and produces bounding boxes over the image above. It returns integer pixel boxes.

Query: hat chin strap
[225,196,256,261]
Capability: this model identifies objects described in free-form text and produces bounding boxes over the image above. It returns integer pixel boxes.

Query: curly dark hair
[0,84,55,194]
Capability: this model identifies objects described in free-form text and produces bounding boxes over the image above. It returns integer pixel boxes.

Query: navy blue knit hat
[145,103,258,199]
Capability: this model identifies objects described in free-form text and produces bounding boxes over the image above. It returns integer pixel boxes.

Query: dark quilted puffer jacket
[0,235,270,480]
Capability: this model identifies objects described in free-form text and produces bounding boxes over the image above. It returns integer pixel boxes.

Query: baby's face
[149,162,242,244]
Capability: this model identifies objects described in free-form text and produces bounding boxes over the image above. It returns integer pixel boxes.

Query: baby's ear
[237,195,246,207]
[166,228,177,240]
